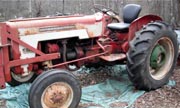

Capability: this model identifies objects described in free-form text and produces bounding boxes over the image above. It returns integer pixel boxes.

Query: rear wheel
[127,21,178,90]
[8,71,36,86]
[29,69,81,108]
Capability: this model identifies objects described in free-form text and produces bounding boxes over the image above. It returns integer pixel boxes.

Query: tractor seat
[107,23,130,32]
[107,4,142,32]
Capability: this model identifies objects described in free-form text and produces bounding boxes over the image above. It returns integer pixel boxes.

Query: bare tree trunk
[79,0,82,14]
[62,0,65,14]
[177,0,180,27]
[33,0,42,17]
[171,0,180,28]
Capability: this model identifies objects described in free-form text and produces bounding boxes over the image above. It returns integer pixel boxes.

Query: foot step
[99,53,126,61]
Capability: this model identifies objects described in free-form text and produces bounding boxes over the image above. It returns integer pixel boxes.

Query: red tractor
[0,4,178,108]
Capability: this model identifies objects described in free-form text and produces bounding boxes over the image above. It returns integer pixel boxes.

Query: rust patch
[24,28,39,35]
[87,31,94,37]
[19,28,39,36]
[75,24,86,29]
[76,24,94,37]
[42,82,73,108]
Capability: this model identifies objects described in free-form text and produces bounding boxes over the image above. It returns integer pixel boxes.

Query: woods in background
[0,0,180,28]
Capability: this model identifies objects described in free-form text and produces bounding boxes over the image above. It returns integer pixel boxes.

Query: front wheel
[29,69,81,108]
[127,21,179,90]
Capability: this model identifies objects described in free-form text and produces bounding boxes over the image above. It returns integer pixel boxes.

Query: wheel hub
[150,45,166,69]
[149,37,174,80]
[42,82,73,108]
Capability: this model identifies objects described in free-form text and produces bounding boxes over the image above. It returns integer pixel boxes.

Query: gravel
[74,66,112,87]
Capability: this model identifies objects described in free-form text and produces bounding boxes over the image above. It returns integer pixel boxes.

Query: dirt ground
[78,66,180,108]
[133,67,180,108]
[0,66,179,108]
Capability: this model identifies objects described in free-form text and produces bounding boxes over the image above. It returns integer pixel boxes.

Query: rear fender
[128,15,162,41]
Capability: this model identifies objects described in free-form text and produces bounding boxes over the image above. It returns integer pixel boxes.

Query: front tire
[127,21,179,90]
[29,69,81,108]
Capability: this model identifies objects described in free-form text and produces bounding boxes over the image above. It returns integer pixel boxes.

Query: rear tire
[8,71,36,86]
[29,69,81,108]
[127,21,178,90]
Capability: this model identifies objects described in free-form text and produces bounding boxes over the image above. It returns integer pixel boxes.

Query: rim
[11,71,34,82]
[41,82,73,108]
[149,37,174,80]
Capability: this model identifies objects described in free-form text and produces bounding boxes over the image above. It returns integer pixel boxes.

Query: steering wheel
[93,4,121,22]
[93,4,119,15]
